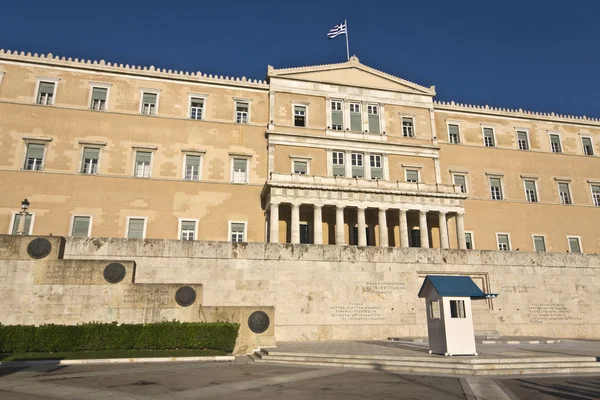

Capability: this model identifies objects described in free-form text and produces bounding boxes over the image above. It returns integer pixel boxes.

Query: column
[456,212,467,250]
[335,205,346,245]
[419,210,430,248]
[357,207,366,246]
[291,203,300,244]
[399,209,409,248]
[438,211,449,249]
[313,204,323,245]
[378,208,389,247]
[269,202,279,243]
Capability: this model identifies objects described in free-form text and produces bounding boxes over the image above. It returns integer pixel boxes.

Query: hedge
[0,321,239,353]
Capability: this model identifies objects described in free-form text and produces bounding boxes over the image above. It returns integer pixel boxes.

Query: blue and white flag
[327,22,347,39]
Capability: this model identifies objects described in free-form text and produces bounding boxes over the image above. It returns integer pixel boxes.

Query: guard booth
[418,275,497,356]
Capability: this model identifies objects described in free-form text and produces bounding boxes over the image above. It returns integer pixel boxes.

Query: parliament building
[1,50,598,253]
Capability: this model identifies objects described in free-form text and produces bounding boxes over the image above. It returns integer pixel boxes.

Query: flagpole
[345,19,350,60]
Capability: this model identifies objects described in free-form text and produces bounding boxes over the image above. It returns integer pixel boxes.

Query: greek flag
[327,22,347,39]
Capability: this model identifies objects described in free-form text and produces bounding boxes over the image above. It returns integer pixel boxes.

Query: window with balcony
[134,151,152,178]
[448,124,460,144]
[582,137,594,156]
[24,143,45,171]
[184,154,201,181]
[293,160,308,175]
[483,127,495,147]
[517,130,529,150]
[453,174,467,193]
[550,134,562,153]
[370,155,383,179]
[236,102,249,124]
[490,177,503,200]
[350,103,361,132]
[402,117,414,137]
[36,81,56,105]
[496,233,510,251]
[351,153,364,178]
[367,105,380,133]
[81,147,100,175]
[558,182,571,204]
[294,105,307,127]
[524,180,538,202]
[331,100,343,130]
[332,151,345,177]
[190,98,204,120]
[141,92,158,116]
[90,87,108,111]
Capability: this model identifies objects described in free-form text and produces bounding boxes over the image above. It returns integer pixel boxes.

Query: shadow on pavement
[513,378,600,400]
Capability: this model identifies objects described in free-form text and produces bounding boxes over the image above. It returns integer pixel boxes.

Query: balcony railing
[269,173,464,195]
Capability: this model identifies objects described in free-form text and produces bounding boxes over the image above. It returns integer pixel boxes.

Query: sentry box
[418,275,498,356]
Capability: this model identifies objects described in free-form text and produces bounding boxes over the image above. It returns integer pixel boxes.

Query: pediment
[268,58,435,96]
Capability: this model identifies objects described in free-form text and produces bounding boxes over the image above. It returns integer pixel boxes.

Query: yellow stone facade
[1,50,598,253]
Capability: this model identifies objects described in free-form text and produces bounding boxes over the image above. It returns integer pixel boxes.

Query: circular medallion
[26,238,52,259]
[175,286,196,307]
[103,263,126,284]
[248,311,270,334]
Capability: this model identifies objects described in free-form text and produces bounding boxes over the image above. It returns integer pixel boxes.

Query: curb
[0,355,235,367]
[481,340,561,345]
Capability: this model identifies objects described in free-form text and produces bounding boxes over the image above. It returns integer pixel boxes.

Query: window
[351,153,364,178]
[367,105,380,133]
[402,117,414,137]
[524,180,538,203]
[568,236,582,253]
[184,154,201,181]
[550,134,562,153]
[24,143,45,171]
[230,222,246,242]
[300,223,310,244]
[141,92,158,116]
[405,169,419,183]
[294,105,306,127]
[497,234,510,251]
[370,155,383,179]
[232,158,248,183]
[81,147,100,175]
[10,213,33,235]
[350,103,361,132]
[448,124,460,144]
[71,216,91,237]
[558,182,571,204]
[450,300,466,318]
[490,177,503,200]
[483,127,495,147]
[235,102,249,124]
[293,160,308,175]
[582,137,594,156]
[517,131,529,150]
[190,98,204,120]
[465,232,474,250]
[127,218,146,239]
[429,300,440,319]
[592,184,600,207]
[180,220,196,241]
[332,151,345,177]
[36,81,56,105]
[453,174,467,193]
[331,100,343,130]
[134,151,152,178]
[90,87,107,111]
[533,235,546,252]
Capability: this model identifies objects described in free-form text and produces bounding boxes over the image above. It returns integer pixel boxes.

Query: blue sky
[1,0,599,117]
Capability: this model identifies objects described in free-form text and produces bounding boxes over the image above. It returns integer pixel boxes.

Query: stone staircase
[251,349,600,376]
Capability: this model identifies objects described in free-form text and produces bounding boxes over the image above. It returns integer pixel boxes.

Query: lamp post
[16,198,30,235]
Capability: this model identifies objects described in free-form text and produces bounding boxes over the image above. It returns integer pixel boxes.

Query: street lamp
[16,198,30,235]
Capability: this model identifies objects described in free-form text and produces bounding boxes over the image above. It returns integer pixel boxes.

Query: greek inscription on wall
[363,282,406,295]
[500,284,536,294]
[528,303,582,323]
[330,303,385,322]
[122,288,170,306]
[44,265,92,283]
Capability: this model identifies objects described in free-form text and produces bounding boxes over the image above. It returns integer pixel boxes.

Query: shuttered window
[12,214,33,235]
[293,160,308,175]
[568,237,581,253]
[72,216,91,237]
[25,143,45,171]
[230,222,245,242]
[497,234,510,251]
[448,124,460,144]
[332,151,345,177]
[185,155,201,181]
[91,87,107,111]
[351,153,364,178]
[517,131,529,150]
[582,137,594,155]
[232,158,248,183]
[453,175,466,193]
[490,177,503,200]
[406,169,418,183]
[37,82,55,105]
[141,92,157,115]
[180,220,196,240]
[331,101,343,130]
[127,218,145,239]
[533,235,546,252]
[349,103,361,132]
[550,134,562,153]
[558,182,571,204]
[81,147,100,174]
[367,105,380,133]
[483,128,495,147]
[135,151,152,178]
[370,155,382,179]
[524,180,537,202]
